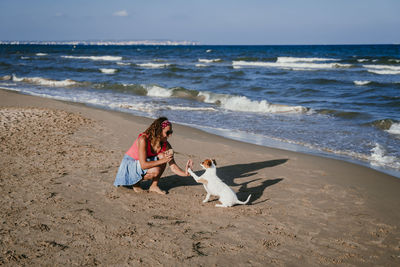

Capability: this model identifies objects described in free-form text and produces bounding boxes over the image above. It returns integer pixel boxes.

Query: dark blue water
[1,43,399,177]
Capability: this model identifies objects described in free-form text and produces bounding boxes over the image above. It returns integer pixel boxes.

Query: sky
[1,0,399,45]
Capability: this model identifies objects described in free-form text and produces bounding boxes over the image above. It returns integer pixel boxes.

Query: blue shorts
[113,154,157,186]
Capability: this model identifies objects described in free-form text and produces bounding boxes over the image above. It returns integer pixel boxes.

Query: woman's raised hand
[185,159,193,175]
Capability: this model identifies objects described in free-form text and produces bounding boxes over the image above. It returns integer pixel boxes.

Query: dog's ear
[212,159,217,166]
[202,159,212,168]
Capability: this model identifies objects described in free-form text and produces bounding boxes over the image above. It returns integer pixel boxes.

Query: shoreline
[188,122,400,179]
[2,87,399,179]
[1,89,400,265]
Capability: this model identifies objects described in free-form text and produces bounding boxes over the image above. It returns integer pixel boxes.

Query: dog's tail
[237,194,251,205]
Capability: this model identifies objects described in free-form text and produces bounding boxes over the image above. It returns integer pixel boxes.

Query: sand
[1,89,399,266]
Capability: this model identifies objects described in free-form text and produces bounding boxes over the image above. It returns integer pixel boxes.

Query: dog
[188,159,251,207]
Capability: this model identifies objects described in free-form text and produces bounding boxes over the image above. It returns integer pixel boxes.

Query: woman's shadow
[161,159,287,204]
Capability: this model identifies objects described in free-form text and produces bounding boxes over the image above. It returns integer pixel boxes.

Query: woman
[114,117,192,194]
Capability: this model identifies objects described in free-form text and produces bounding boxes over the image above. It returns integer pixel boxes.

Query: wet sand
[1,89,399,266]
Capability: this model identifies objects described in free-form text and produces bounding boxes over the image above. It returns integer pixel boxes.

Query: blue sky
[1,0,399,45]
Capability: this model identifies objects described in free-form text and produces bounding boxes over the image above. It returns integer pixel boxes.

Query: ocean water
[0,43,399,177]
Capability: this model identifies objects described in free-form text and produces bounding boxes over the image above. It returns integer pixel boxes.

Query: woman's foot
[149,185,166,195]
[133,183,145,193]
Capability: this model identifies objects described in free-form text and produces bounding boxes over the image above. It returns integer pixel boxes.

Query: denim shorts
[113,154,157,186]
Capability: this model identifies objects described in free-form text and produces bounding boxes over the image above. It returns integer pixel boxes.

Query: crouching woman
[113,117,192,194]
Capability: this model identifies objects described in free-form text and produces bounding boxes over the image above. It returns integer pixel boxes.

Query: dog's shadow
[161,159,287,204]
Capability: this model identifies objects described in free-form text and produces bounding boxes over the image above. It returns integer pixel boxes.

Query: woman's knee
[144,167,164,180]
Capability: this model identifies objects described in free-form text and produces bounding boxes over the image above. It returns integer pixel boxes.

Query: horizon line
[0,40,399,46]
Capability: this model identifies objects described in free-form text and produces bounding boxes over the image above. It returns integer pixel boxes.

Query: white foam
[61,55,123,61]
[364,64,400,75]
[117,62,131,66]
[0,75,11,81]
[21,56,30,59]
[367,69,400,75]
[100,68,117,74]
[232,60,351,70]
[137,63,170,68]
[198,58,222,63]
[198,91,307,114]
[389,59,400,63]
[276,57,337,63]
[363,64,400,71]
[206,49,212,53]
[163,106,217,112]
[354,80,371,86]
[115,103,154,113]
[368,143,400,168]
[386,123,400,135]
[357,59,369,63]
[36,53,48,56]
[145,85,173,97]
[12,74,77,87]
[196,64,208,67]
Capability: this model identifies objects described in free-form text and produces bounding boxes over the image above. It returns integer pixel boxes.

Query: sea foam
[198,58,222,63]
[12,75,77,87]
[354,80,371,86]
[61,55,123,61]
[276,57,337,63]
[232,60,351,70]
[138,84,308,114]
[145,85,173,97]
[386,123,400,135]
[137,63,171,68]
[364,64,400,75]
[198,91,308,114]
[100,68,117,74]
[369,143,400,168]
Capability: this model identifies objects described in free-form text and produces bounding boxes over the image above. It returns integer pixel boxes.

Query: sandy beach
[1,89,399,266]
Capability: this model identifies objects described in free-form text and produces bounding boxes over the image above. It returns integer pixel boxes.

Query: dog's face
[200,159,217,169]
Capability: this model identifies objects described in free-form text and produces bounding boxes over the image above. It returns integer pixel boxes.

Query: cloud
[113,10,128,17]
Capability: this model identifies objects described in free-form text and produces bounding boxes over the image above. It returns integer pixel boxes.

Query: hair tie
[161,120,171,129]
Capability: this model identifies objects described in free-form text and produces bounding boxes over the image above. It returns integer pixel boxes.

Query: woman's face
[161,125,173,142]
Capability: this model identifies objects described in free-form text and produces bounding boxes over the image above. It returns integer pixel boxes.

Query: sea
[0,42,399,177]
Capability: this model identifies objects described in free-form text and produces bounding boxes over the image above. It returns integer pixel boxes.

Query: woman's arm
[138,135,172,170]
[169,157,193,177]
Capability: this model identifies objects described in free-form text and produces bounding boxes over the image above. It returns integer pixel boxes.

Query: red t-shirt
[126,133,167,160]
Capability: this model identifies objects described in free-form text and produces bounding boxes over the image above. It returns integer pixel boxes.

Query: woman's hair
[144,117,170,151]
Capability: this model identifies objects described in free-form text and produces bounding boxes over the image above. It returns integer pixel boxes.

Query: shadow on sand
[160,159,287,204]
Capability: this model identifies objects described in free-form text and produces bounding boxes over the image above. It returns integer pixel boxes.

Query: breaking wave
[387,123,400,135]
[11,74,78,87]
[61,55,123,61]
[369,143,400,169]
[198,58,222,63]
[367,119,396,131]
[365,119,400,136]
[118,84,309,114]
[137,62,171,68]
[100,68,118,74]
[232,60,352,70]
[364,64,400,75]
[3,73,309,114]
[276,57,338,63]
[354,80,371,86]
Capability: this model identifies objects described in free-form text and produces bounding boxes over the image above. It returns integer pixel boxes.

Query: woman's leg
[132,182,144,192]
[142,160,167,194]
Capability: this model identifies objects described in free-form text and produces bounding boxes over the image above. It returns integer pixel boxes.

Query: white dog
[188,159,251,207]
